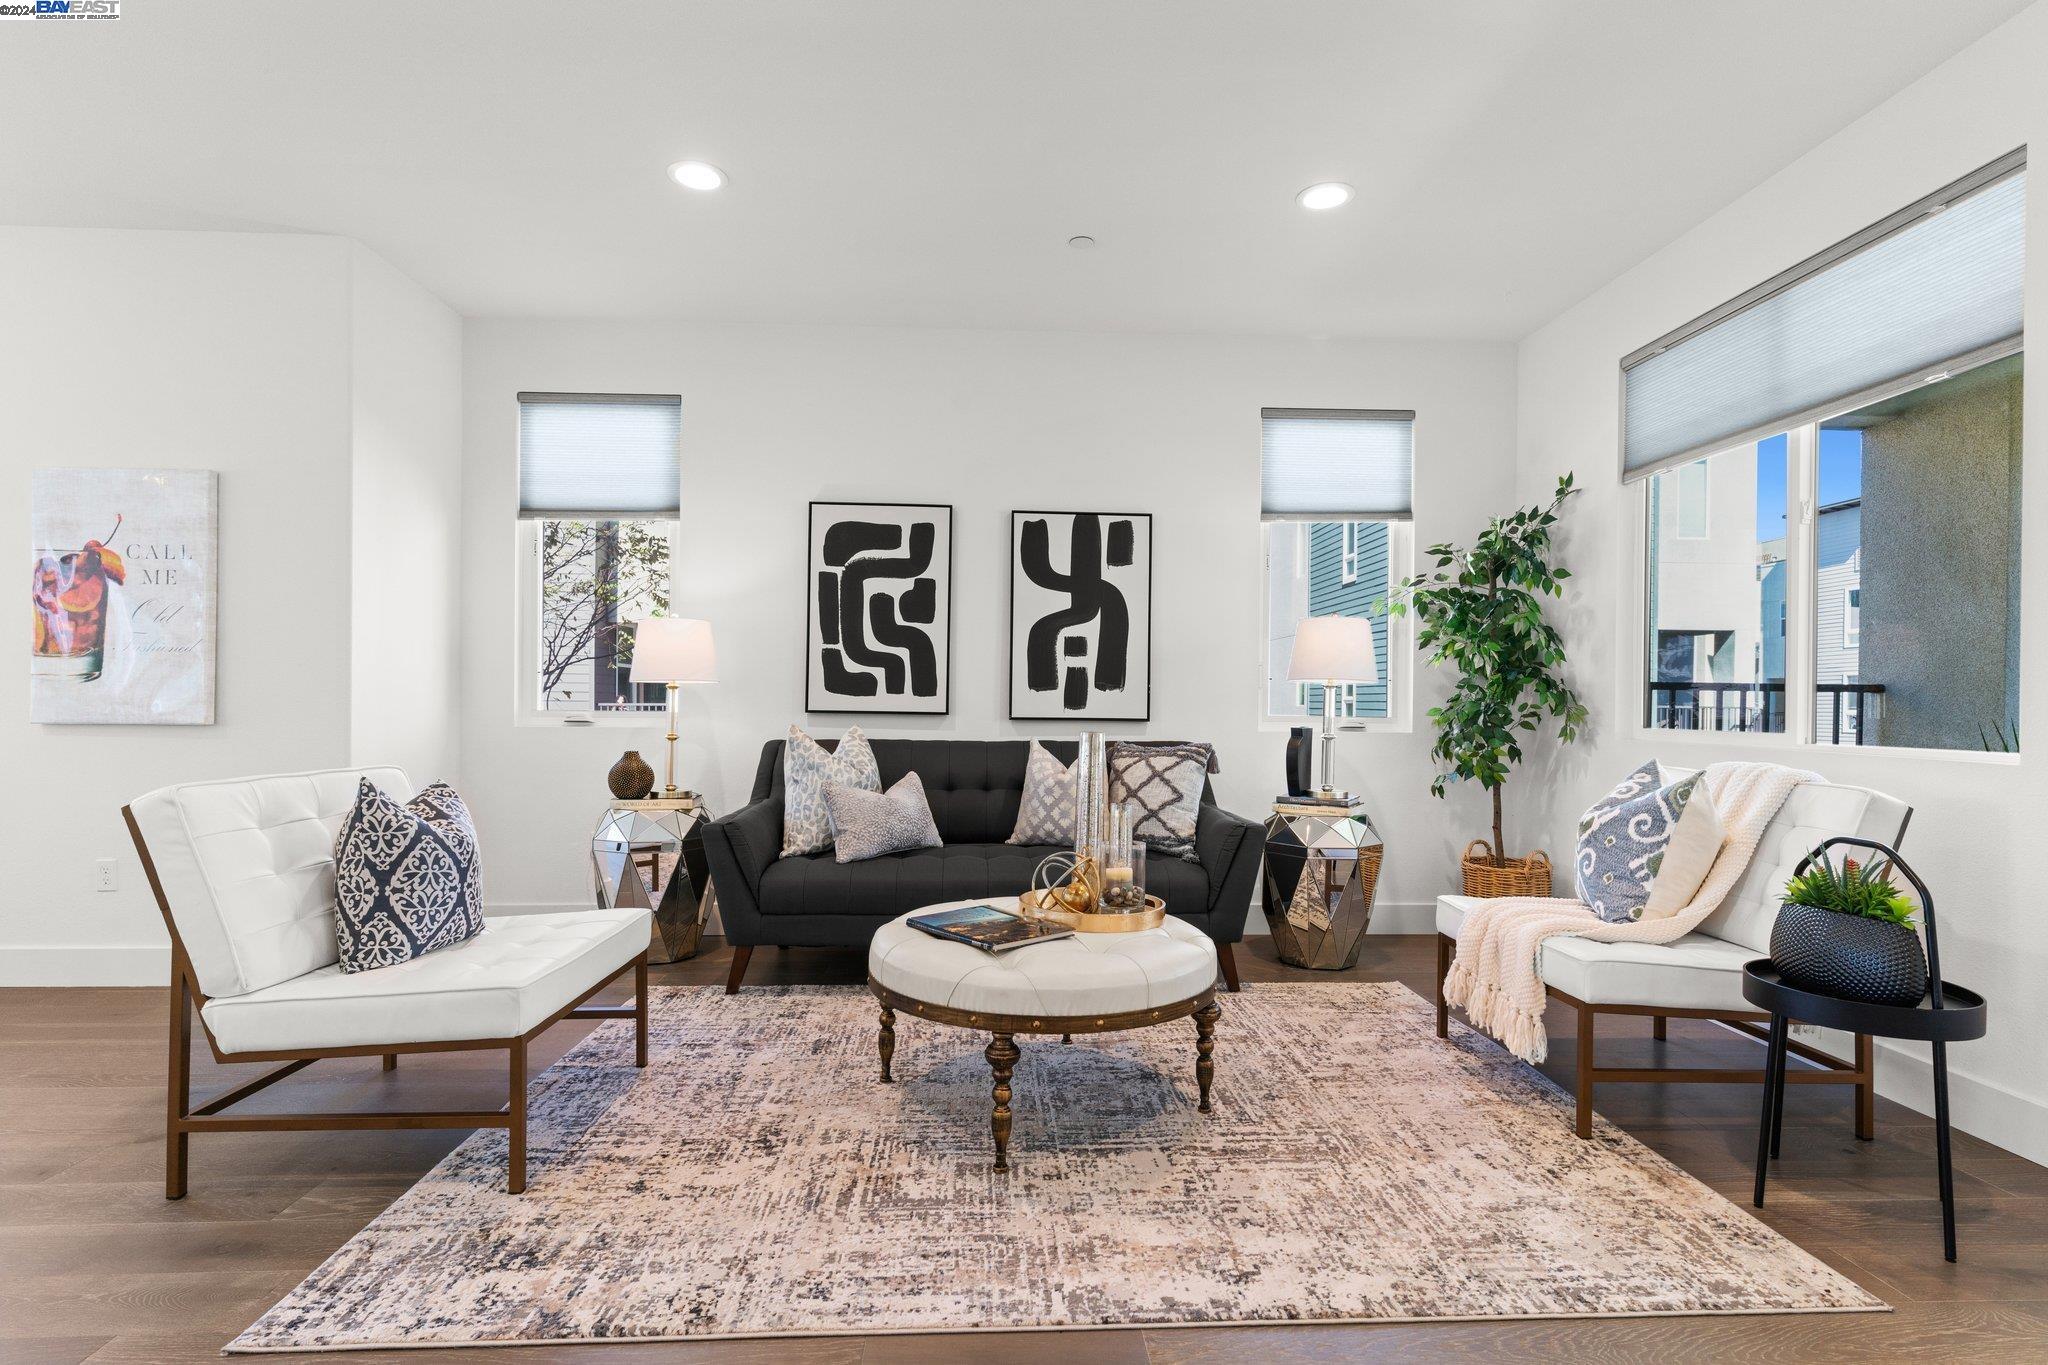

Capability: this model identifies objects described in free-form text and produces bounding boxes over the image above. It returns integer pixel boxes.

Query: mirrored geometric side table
[1261,802,1383,970]
[593,797,717,963]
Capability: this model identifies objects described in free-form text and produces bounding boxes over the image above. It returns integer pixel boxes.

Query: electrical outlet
[95,858,118,893]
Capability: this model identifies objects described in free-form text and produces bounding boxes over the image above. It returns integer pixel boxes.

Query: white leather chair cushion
[1696,782,1911,953]
[1435,894,1755,1012]
[200,908,650,1054]
[129,767,412,999]
[869,901,1217,1019]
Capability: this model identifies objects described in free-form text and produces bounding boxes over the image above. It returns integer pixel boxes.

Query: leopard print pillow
[781,725,882,857]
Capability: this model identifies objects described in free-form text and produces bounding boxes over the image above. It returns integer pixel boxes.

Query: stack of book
[1275,791,1365,812]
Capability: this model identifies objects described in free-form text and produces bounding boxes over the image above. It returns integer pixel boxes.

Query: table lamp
[1286,616,1378,800]
[629,617,717,799]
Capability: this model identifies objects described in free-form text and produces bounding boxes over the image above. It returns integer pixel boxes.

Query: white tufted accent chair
[124,767,653,1198]
[1434,771,1911,1139]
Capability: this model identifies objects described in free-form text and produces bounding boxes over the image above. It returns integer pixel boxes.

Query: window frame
[1626,351,2020,762]
[1340,520,1361,584]
[1258,518,1414,733]
[1843,586,1861,650]
[514,516,681,726]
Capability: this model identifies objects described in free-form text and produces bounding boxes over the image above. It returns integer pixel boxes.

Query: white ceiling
[0,1,2030,339]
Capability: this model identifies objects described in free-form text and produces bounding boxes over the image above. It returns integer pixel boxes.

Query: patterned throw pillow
[333,780,486,973]
[1006,739,1076,846]
[1108,741,1212,862]
[1574,761,1722,923]
[823,772,944,863]
[781,725,882,857]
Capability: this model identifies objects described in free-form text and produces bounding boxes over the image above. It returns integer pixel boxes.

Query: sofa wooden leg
[382,1053,398,1071]
[166,967,191,1201]
[1216,941,1241,993]
[634,957,650,1068]
[507,1038,528,1195]
[1855,1031,1875,1141]
[724,945,754,995]
[1575,1004,1595,1139]
[1435,933,1452,1039]
[1652,1015,1667,1042]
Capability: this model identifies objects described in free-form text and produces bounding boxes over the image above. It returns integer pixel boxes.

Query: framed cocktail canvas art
[30,468,218,725]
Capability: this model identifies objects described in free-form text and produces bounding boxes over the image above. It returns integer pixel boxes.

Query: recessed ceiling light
[1296,182,1354,211]
[1068,235,1096,249]
[667,160,727,191]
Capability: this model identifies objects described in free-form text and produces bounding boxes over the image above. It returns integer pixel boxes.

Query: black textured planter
[1770,900,1928,1007]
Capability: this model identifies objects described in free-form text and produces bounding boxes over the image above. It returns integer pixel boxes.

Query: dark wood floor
[4,935,2044,1364]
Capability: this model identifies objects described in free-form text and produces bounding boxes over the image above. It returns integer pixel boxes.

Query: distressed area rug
[231,983,1880,1351]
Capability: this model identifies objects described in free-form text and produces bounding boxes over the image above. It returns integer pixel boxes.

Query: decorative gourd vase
[1770,900,1928,1007]
[607,750,656,801]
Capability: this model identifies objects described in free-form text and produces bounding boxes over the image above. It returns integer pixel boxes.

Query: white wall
[2,230,355,984]
[0,229,462,985]
[349,243,465,781]
[1515,2,2048,1161]
[460,321,1518,932]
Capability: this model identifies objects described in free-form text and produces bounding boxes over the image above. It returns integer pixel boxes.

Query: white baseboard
[0,943,169,987]
[1875,1038,2045,1166]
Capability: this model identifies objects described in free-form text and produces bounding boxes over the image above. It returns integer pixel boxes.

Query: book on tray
[907,905,1075,952]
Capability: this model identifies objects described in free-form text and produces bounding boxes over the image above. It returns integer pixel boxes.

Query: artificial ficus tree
[1386,473,1587,863]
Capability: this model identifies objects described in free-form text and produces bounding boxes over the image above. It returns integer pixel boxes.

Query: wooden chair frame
[1435,932,1873,1141]
[125,806,650,1200]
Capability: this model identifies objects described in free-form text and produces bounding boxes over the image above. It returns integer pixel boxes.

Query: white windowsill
[515,711,671,730]
[1258,716,1413,736]
[1629,725,2021,767]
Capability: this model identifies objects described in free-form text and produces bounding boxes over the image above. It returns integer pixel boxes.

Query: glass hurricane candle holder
[1100,804,1148,911]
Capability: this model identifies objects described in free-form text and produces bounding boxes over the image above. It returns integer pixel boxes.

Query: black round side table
[1742,838,1987,1263]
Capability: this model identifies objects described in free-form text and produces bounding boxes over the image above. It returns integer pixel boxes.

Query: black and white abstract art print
[1009,510,1151,721]
[806,502,952,714]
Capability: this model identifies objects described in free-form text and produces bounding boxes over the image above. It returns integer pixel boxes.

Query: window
[1646,437,1786,733]
[517,393,682,716]
[1260,409,1413,723]
[1641,355,2022,750]
[1264,521,1397,719]
[1628,154,2022,752]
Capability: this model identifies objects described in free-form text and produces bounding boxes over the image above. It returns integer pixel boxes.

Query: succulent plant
[1784,853,1917,928]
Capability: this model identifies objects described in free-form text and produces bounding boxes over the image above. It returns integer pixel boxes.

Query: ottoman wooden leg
[878,1005,896,1083]
[986,1033,1020,1171]
[1195,1001,1220,1113]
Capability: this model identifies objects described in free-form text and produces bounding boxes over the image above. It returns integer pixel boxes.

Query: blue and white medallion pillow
[1574,761,1722,924]
[782,725,883,857]
[333,780,486,973]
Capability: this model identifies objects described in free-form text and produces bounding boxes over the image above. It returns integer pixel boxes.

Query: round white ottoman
[867,900,1222,1169]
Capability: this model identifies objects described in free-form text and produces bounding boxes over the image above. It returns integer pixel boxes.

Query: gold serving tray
[1017,889,1168,933]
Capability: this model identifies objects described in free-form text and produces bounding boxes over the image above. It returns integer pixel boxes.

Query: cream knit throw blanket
[1444,761,1818,1064]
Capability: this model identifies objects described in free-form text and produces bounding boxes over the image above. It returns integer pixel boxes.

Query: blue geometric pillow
[1574,761,1705,924]
[333,779,486,972]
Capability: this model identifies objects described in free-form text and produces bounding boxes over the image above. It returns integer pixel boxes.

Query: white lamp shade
[1286,616,1378,684]
[629,618,718,684]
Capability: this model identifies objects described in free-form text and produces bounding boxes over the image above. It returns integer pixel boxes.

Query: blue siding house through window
[1303,521,1390,718]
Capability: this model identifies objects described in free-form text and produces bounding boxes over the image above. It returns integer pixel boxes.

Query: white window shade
[518,392,682,519]
[1261,408,1415,520]
[1622,153,2025,480]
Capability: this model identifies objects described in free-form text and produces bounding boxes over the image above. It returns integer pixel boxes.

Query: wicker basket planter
[1461,841,1552,899]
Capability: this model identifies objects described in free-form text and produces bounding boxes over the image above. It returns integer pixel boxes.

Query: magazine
[907,904,1075,952]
